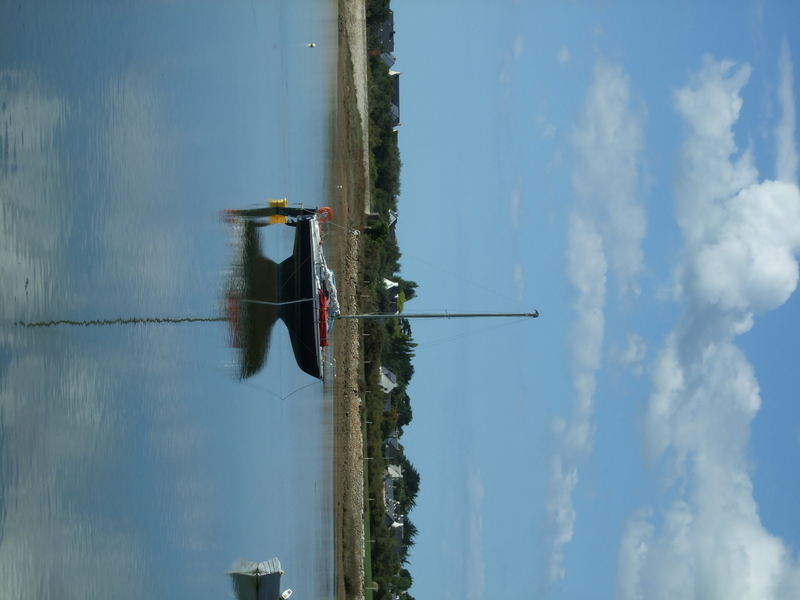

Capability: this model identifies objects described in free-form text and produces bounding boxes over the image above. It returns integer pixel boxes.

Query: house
[384,430,400,460]
[386,463,403,480]
[380,11,395,68]
[380,366,398,394]
[388,71,401,126]
[384,278,400,314]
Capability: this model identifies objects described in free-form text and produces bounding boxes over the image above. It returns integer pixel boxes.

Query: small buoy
[308,43,315,48]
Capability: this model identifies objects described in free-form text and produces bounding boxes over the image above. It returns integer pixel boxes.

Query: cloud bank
[546,56,646,583]
[616,48,800,600]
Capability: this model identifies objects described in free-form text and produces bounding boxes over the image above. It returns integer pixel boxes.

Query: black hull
[278,217,322,379]
[234,218,322,380]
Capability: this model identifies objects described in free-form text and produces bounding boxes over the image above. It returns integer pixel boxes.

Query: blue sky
[394,2,800,599]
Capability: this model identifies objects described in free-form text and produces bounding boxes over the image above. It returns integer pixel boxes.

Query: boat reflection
[229,558,291,600]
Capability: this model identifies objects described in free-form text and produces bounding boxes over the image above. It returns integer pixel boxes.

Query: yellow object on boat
[269,198,288,224]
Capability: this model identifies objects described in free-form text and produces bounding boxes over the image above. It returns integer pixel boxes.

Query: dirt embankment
[331,1,370,600]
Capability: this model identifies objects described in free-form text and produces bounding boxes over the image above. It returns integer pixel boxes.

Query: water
[0,2,338,598]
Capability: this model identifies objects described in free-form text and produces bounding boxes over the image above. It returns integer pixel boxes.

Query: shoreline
[331,1,370,600]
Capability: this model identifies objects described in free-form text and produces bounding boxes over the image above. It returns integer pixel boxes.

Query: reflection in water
[227,219,282,380]
[229,557,286,600]
[17,316,226,328]
[1,0,337,598]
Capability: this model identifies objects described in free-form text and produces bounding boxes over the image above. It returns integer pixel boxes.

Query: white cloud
[689,179,800,313]
[567,213,606,376]
[616,509,654,600]
[672,55,758,243]
[546,56,646,584]
[776,38,798,183]
[571,58,647,300]
[613,332,647,376]
[618,52,800,600]
[546,454,578,582]
[558,45,570,65]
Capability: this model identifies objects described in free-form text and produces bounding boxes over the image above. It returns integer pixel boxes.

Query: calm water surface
[0,2,337,598]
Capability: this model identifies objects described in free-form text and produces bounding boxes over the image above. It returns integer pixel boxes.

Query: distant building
[384,278,399,314]
[388,71,401,126]
[379,11,396,67]
[381,53,396,69]
[380,11,395,53]
[384,430,400,461]
[386,464,403,480]
[388,209,398,240]
[378,11,401,124]
[380,366,398,395]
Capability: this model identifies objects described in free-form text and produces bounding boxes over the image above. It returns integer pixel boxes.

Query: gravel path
[338,230,365,600]
[341,0,372,213]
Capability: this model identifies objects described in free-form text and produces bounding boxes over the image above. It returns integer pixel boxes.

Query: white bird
[308,43,315,48]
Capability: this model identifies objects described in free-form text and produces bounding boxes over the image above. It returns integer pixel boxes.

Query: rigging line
[404,252,532,310]
[415,317,530,350]
[174,352,323,402]
[279,379,323,401]
[16,316,226,328]
[325,220,358,234]
[241,297,313,306]
[231,370,322,401]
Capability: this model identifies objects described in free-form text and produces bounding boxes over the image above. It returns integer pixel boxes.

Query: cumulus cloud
[571,58,647,299]
[546,56,646,584]
[617,51,800,600]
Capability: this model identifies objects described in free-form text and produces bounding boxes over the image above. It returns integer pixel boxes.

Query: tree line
[361,2,422,599]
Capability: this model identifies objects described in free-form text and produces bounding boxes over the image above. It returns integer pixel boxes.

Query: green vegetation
[361,3,421,600]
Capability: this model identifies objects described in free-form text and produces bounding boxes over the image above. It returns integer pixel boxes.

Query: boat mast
[334,310,539,320]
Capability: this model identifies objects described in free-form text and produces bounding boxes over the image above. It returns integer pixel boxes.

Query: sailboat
[223,200,339,381]
[222,199,539,381]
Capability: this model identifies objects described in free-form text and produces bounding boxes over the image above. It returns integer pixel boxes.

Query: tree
[393,568,413,592]
[367,221,390,244]
[400,280,418,301]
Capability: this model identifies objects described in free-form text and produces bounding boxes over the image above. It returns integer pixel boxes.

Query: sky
[393,2,800,599]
